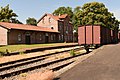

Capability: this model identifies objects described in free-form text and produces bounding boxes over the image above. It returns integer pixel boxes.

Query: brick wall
[0,26,8,45]
[61,16,73,42]
[37,15,58,31]
[37,14,74,43]
[8,30,25,44]
[8,29,58,45]
[58,21,64,42]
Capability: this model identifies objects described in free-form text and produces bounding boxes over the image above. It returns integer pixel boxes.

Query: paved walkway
[59,43,120,80]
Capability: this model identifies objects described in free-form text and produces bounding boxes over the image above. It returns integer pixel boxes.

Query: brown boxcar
[112,29,119,43]
[118,32,120,42]
[78,25,112,46]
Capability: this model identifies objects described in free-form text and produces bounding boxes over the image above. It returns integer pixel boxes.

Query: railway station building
[0,14,73,45]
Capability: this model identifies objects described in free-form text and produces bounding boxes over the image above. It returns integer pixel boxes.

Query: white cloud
[111,9,120,21]
[110,10,120,28]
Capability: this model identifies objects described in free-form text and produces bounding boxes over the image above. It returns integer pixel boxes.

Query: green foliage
[53,2,120,31]
[0,52,4,56]
[11,18,23,24]
[4,49,10,56]
[0,4,22,23]
[0,49,9,56]
[0,43,70,53]
[73,2,119,30]
[72,6,81,31]
[20,73,27,77]
[26,17,37,26]
[19,51,25,55]
[70,49,75,56]
[53,6,73,22]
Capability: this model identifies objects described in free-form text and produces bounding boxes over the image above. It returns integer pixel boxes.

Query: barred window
[18,34,22,42]
[62,35,63,41]
[51,34,53,40]
[54,34,56,40]
[59,35,61,41]
[40,34,42,40]
[49,17,51,23]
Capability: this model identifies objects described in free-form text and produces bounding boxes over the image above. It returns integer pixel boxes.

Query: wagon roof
[78,25,101,27]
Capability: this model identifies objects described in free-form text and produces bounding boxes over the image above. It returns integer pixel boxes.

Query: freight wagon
[78,25,118,52]
[118,32,120,42]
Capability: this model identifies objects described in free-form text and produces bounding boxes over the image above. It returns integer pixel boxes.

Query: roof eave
[37,13,47,23]
[0,25,11,30]
[10,28,59,33]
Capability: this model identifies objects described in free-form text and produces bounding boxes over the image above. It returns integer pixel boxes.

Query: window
[59,23,64,31]
[66,26,68,31]
[18,34,22,42]
[26,32,30,36]
[51,34,53,40]
[68,36,69,41]
[71,36,72,41]
[62,35,63,41]
[45,33,48,36]
[69,26,71,31]
[42,18,44,24]
[54,34,56,37]
[59,35,61,41]
[40,34,42,40]
[53,34,56,40]
[66,31,68,34]
[59,25,62,31]
[65,36,67,41]
[49,17,51,23]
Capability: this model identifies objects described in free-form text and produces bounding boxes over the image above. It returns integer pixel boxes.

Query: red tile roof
[47,14,68,20]
[59,14,68,19]
[47,14,60,20]
[38,13,68,22]
[0,22,59,33]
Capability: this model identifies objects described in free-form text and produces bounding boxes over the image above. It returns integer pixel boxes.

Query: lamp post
[73,30,76,43]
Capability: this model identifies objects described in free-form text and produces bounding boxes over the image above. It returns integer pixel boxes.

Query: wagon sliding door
[93,26,100,44]
[78,25,101,45]
[78,26,85,45]
[86,26,92,44]
[86,25,101,45]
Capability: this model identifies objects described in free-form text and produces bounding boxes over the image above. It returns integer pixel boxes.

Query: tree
[74,2,119,30]
[72,6,82,31]
[73,6,81,14]
[52,6,73,21]
[11,18,23,24]
[26,17,37,26]
[0,4,19,23]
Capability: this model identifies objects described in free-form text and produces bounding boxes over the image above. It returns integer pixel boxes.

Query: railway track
[0,46,85,79]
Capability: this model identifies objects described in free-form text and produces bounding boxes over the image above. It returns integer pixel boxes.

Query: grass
[69,49,87,57]
[70,49,76,56]
[0,43,74,53]
[19,51,25,55]
[20,73,28,77]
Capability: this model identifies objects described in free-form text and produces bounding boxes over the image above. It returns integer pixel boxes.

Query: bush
[0,49,9,56]
[70,49,75,56]
[0,52,4,56]
[19,51,25,55]
[5,49,10,56]
[20,73,27,77]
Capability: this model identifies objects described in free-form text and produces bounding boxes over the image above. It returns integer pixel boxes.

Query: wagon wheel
[84,45,90,53]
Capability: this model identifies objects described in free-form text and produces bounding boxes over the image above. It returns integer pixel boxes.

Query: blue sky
[0,0,120,23]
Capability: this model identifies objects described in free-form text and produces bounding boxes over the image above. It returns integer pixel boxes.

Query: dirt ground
[59,44,120,80]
